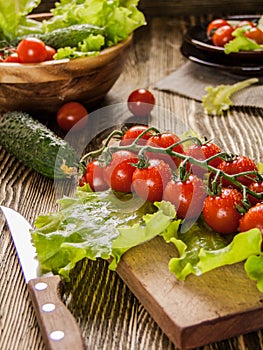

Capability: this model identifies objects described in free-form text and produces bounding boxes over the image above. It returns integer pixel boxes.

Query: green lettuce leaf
[0,0,41,41]
[32,189,176,280]
[224,27,263,54]
[245,254,263,292]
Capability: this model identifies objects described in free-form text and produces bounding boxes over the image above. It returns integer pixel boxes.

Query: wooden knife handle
[28,275,85,350]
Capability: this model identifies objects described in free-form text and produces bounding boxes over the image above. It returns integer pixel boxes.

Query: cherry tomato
[212,25,234,47]
[248,181,263,206]
[80,160,109,192]
[235,20,256,29]
[120,125,153,146]
[186,141,223,177]
[207,18,229,39]
[203,188,243,234]
[103,150,138,193]
[145,132,185,169]
[132,158,172,202]
[217,155,257,188]
[127,89,155,117]
[163,175,206,219]
[245,27,263,45]
[239,203,263,250]
[45,45,56,61]
[4,53,20,63]
[17,37,47,63]
[56,102,88,131]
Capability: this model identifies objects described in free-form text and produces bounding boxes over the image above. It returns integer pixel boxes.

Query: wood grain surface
[1,7,263,350]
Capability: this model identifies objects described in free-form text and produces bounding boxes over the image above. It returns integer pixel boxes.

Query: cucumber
[0,111,79,179]
[12,24,105,49]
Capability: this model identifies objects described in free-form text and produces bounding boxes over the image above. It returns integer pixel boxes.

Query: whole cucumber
[12,24,105,49]
[0,111,79,179]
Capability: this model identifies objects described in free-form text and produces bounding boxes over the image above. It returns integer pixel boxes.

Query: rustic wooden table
[1,8,263,350]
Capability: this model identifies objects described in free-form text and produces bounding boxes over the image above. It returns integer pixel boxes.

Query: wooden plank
[117,236,263,349]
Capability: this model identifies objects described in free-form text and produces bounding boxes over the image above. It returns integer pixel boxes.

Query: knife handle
[28,275,85,350]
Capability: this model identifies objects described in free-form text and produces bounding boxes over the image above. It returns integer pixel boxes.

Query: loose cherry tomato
[163,174,206,219]
[45,45,56,61]
[207,18,229,39]
[217,155,257,188]
[80,160,109,192]
[103,150,138,193]
[248,181,263,206]
[212,25,234,47]
[4,53,20,63]
[17,37,48,63]
[132,158,172,202]
[186,141,223,177]
[245,27,263,45]
[145,132,185,169]
[120,125,153,146]
[56,102,88,131]
[128,89,155,117]
[239,203,263,249]
[203,188,243,234]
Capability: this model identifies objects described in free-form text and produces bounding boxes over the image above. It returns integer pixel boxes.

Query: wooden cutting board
[116,235,263,350]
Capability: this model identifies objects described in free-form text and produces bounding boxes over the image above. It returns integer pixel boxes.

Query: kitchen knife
[0,206,85,350]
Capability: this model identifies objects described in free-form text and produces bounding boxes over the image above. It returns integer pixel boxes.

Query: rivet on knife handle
[27,275,85,350]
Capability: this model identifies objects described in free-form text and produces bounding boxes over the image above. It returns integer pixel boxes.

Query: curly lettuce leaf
[32,189,176,280]
[168,223,262,285]
[0,0,41,41]
[245,254,263,292]
[224,27,263,54]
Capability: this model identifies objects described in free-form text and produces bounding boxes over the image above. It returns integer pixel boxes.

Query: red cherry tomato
[212,25,234,47]
[217,155,257,188]
[248,181,263,206]
[103,150,138,193]
[80,160,109,192]
[235,20,256,29]
[17,37,48,63]
[207,18,229,39]
[128,89,155,117]
[245,27,263,45]
[145,132,185,169]
[120,125,153,146]
[56,102,88,131]
[132,158,172,202]
[45,45,56,61]
[239,203,263,250]
[163,174,206,219]
[203,188,243,234]
[4,53,20,63]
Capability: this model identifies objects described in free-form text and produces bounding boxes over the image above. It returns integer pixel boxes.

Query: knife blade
[0,206,85,350]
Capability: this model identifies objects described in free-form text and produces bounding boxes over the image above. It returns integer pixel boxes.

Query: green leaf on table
[202,78,259,115]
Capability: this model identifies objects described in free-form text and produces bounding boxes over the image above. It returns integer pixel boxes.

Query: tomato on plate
[132,158,172,202]
[45,45,56,61]
[212,25,234,47]
[145,132,185,169]
[80,160,109,192]
[120,125,153,146]
[127,89,155,117]
[203,188,243,234]
[103,150,138,193]
[4,53,20,63]
[235,20,256,29]
[17,37,48,63]
[217,155,257,188]
[244,27,263,45]
[56,102,88,131]
[207,18,229,39]
[163,174,207,219]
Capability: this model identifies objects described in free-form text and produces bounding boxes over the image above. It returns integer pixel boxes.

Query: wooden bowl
[0,32,132,114]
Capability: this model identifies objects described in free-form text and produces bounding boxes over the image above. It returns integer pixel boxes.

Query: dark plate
[181,15,263,75]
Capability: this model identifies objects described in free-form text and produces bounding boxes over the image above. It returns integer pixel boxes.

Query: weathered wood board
[117,236,263,349]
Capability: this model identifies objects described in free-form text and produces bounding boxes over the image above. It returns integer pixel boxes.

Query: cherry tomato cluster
[0,37,56,63]
[207,18,263,47]
[79,124,263,247]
